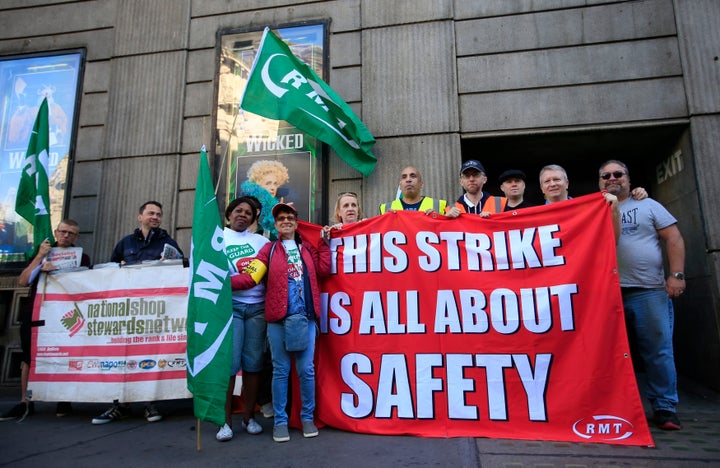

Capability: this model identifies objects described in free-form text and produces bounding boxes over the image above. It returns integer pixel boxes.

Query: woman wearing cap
[232,203,330,443]
[216,196,271,442]
[321,191,363,238]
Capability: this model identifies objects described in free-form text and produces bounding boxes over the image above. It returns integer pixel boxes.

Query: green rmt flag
[240,27,377,177]
[15,97,55,257]
[186,146,233,426]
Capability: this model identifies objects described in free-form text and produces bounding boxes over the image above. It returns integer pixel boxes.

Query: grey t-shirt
[617,197,677,288]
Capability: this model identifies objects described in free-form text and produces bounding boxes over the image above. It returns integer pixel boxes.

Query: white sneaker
[260,402,274,418]
[216,423,233,442]
[242,418,263,435]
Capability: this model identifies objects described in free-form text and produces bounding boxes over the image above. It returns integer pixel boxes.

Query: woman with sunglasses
[232,203,330,443]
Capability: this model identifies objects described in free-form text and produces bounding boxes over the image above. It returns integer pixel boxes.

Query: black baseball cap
[498,169,526,184]
[460,160,485,175]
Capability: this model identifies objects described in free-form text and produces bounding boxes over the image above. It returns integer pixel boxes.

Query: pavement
[0,375,718,467]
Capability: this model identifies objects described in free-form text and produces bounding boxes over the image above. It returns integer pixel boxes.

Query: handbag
[284,313,309,352]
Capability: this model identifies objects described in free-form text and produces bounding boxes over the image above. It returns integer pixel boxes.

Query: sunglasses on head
[337,191,357,198]
[600,171,626,180]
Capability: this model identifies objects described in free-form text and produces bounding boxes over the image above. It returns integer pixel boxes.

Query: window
[215,23,327,236]
[0,51,84,268]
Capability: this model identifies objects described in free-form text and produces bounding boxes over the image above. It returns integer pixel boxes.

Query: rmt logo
[572,415,634,441]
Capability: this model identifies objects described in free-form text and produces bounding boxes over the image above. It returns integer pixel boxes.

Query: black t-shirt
[503,200,535,211]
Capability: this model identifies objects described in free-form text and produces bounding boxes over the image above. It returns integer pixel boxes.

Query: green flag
[15,97,55,256]
[186,146,233,426]
[240,27,377,177]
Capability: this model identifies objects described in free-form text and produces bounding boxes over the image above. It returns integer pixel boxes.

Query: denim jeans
[622,288,678,412]
[267,320,317,426]
[230,302,267,375]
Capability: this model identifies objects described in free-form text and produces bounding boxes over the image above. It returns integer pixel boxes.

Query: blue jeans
[230,302,267,375]
[622,288,678,412]
[267,319,317,426]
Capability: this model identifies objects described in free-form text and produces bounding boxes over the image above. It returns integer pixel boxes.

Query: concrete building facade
[0,0,718,390]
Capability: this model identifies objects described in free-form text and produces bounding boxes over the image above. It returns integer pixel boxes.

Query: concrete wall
[0,0,718,388]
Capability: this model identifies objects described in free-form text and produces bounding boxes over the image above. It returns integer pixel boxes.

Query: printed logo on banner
[572,415,634,441]
[68,360,83,371]
[86,360,100,369]
[60,303,85,337]
[100,360,126,371]
[139,359,156,370]
[166,358,186,369]
[126,360,138,370]
[158,359,168,369]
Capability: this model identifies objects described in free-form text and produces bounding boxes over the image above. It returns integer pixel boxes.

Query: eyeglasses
[600,171,626,180]
[337,191,357,198]
[56,229,79,237]
[275,215,297,222]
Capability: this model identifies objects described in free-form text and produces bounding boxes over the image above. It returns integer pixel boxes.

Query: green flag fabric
[186,146,233,427]
[240,27,377,177]
[15,97,55,256]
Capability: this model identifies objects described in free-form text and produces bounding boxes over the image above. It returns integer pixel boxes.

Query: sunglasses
[600,171,626,180]
[275,215,297,222]
[338,191,357,198]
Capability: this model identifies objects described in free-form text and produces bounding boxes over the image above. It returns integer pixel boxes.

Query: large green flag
[240,27,377,177]
[186,146,233,426]
[15,97,55,257]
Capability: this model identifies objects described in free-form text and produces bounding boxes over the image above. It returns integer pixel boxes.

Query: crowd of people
[1,158,687,439]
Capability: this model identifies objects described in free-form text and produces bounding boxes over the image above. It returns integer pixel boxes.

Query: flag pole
[215,27,270,196]
[214,110,240,196]
[196,418,201,451]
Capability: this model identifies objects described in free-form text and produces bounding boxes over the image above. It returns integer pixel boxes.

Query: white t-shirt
[224,227,270,304]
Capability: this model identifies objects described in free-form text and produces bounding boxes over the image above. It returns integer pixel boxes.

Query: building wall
[0,0,718,389]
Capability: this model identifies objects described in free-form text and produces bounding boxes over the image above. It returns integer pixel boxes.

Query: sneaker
[242,418,263,434]
[0,402,33,422]
[144,404,163,422]
[92,404,130,424]
[273,424,290,442]
[56,402,72,417]
[216,423,233,442]
[260,402,274,418]
[654,410,682,430]
[302,420,319,438]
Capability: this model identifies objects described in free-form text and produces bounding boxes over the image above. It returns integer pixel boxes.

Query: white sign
[29,264,191,403]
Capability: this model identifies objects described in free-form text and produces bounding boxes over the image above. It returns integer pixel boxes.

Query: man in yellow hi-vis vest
[379,166,449,215]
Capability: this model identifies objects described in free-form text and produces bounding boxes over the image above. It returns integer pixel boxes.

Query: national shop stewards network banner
[29,263,191,403]
[301,193,653,447]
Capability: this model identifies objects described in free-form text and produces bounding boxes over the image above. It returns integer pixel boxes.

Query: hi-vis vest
[379,197,448,214]
[454,196,507,214]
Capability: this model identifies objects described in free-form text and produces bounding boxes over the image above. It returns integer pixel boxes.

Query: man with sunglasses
[0,220,90,422]
[599,159,686,431]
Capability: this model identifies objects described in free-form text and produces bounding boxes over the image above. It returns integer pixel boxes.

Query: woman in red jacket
[232,203,330,443]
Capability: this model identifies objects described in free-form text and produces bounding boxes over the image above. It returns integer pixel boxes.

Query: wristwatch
[672,272,685,280]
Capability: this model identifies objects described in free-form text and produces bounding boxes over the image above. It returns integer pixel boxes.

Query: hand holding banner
[300,194,653,446]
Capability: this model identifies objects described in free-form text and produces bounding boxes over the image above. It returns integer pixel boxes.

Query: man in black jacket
[110,201,183,265]
[92,201,182,425]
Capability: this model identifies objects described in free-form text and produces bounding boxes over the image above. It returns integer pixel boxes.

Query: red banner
[300,193,653,446]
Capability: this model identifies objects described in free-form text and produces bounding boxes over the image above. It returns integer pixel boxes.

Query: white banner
[28,263,192,402]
